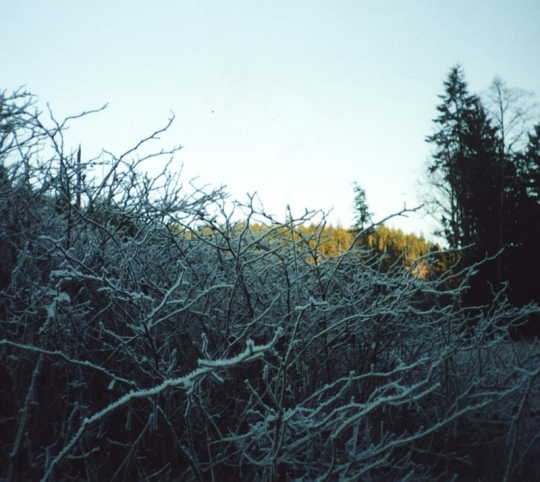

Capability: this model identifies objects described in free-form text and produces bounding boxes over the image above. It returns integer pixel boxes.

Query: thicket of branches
[1,90,540,482]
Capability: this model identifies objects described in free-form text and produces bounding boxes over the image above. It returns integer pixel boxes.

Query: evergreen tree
[426,66,504,304]
[352,182,372,231]
[426,66,479,248]
[426,66,500,253]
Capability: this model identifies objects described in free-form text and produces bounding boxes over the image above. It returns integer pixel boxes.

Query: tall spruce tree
[426,66,476,248]
[426,66,502,304]
[426,66,499,255]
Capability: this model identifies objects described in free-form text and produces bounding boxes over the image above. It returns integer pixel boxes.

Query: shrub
[1,90,539,482]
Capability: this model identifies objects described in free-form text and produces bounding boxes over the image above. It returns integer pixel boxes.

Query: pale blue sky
[3,1,539,237]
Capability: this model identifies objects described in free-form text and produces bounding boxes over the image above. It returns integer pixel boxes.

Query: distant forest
[1,66,539,482]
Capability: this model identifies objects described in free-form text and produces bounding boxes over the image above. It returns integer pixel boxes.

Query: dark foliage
[425,67,540,335]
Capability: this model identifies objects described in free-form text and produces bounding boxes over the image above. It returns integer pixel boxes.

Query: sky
[2,1,539,239]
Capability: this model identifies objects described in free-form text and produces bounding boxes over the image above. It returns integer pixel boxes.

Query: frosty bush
[1,90,540,482]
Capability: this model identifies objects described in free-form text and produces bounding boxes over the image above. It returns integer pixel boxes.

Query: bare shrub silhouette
[1,90,539,481]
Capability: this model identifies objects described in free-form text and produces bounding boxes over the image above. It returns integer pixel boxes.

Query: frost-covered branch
[40,331,281,481]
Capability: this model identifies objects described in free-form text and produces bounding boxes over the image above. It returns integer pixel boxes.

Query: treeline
[259,223,441,274]
[424,67,540,334]
[176,221,447,279]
